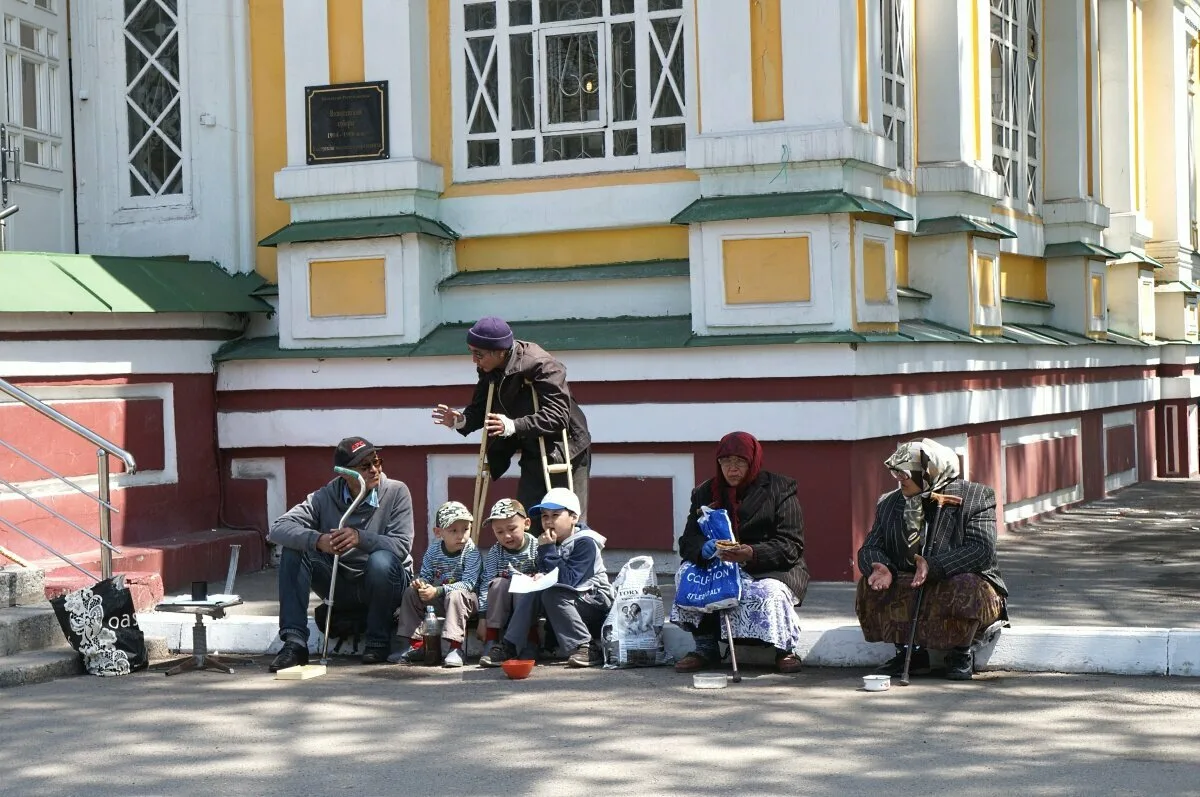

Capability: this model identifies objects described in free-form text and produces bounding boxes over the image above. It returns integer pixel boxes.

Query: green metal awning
[1043,241,1118,260]
[259,214,459,247]
[913,216,1017,239]
[1110,250,1165,269]
[671,191,913,224]
[0,252,272,313]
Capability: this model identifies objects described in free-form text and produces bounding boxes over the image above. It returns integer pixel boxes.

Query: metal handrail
[0,439,119,512]
[0,377,137,580]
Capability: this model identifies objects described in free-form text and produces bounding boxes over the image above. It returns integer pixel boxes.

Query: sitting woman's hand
[700,540,718,561]
[867,562,893,591]
[717,543,754,564]
[911,555,929,588]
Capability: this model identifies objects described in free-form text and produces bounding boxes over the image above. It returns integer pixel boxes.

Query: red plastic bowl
[501,659,535,680]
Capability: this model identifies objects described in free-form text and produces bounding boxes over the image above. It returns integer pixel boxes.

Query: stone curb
[134,612,1200,677]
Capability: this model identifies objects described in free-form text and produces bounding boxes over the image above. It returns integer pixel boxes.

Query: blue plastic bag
[674,508,742,612]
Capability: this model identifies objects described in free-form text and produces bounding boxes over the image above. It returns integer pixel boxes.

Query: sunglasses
[352,457,383,473]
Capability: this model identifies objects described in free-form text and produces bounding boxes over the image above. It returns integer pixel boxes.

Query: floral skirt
[670,570,803,655]
[855,573,1004,649]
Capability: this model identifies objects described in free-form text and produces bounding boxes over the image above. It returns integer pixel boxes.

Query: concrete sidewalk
[139,479,1200,676]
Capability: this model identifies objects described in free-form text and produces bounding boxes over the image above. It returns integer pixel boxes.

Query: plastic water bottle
[422,605,438,636]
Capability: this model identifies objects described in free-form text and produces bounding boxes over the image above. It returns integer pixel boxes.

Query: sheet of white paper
[158,593,241,605]
[508,569,559,594]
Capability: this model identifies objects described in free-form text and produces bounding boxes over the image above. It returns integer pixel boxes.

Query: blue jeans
[277,547,411,649]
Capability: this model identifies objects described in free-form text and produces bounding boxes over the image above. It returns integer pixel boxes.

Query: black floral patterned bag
[50,576,148,676]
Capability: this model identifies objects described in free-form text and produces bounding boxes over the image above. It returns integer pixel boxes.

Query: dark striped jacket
[678,471,810,605]
[857,479,1008,597]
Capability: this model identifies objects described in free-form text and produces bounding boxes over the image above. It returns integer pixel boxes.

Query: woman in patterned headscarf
[672,432,809,675]
[855,439,1008,681]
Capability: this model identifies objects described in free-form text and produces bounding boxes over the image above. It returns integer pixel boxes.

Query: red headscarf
[710,431,764,534]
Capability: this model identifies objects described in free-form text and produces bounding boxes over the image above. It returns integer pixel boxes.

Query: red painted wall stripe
[1105,425,1137,475]
[1005,436,1080,505]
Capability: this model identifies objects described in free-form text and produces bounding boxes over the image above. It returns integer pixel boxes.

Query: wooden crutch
[526,380,572,493]
[471,382,496,545]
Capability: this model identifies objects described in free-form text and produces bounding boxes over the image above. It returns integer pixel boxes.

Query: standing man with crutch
[432,316,593,521]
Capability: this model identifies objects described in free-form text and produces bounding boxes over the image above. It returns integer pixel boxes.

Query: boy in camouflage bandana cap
[477,498,540,667]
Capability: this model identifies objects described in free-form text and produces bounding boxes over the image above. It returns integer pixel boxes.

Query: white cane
[319,466,369,666]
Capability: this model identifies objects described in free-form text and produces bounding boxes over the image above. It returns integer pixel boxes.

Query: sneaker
[361,646,390,665]
[479,641,516,668]
[566,642,602,669]
[443,648,464,668]
[387,645,424,664]
[268,641,308,673]
[944,649,974,680]
[874,647,931,677]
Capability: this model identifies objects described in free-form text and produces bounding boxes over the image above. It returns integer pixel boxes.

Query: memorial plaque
[305,80,389,165]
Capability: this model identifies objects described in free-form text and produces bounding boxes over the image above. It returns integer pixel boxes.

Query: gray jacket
[267,476,415,573]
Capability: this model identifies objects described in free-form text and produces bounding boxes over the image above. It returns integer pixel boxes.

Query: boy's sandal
[674,651,719,673]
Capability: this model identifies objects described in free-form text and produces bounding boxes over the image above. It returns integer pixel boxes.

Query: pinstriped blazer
[857,479,1008,597]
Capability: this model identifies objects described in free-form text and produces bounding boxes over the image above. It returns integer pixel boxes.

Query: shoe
[775,652,803,674]
[443,648,464,668]
[944,649,974,680]
[874,647,931,677]
[537,646,564,663]
[479,641,516,668]
[566,642,602,669]
[268,642,308,673]
[674,650,719,673]
[387,645,424,664]
[361,646,391,665]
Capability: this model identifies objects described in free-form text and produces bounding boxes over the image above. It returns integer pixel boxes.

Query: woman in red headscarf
[671,432,809,674]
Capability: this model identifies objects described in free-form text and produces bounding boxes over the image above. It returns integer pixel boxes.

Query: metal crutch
[318,467,370,666]
[471,382,496,546]
[526,380,572,492]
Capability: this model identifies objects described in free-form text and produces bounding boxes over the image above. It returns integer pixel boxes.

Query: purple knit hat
[466,316,514,350]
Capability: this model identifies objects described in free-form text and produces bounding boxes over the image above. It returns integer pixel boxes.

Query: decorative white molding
[229,457,288,527]
[1001,418,1083,523]
[1,339,223,377]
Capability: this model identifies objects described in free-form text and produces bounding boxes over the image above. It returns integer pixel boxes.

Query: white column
[282,0,330,169]
[363,0,430,163]
[1099,0,1153,253]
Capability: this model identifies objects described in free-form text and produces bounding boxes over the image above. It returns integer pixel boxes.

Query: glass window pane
[650,18,683,118]
[19,22,36,51]
[35,0,52,9]
[543,131,604,160]
[464,2,496,31]
[539,0,602,23]
[613,128,637,156]
[611,22,636,122]
[23,137,40,165]
[650,123,684,153]
[467,37,497,134]
[510,33,535,130]
[611,0,634,13]
[512,137,536,164]
[21,58,37,129]
[509,1,533,25]
[648,0,683,10]
[544,31,601,125]
[468,139,500,167]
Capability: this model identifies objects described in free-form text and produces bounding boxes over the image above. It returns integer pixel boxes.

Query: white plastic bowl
[693,672,728,689]
[863,674,891,692]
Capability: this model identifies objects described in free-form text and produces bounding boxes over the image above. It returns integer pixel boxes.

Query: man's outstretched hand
[432,404,464,429]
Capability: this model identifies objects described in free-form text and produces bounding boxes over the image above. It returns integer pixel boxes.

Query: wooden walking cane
[898,492,961,686]
[471,382,496,545]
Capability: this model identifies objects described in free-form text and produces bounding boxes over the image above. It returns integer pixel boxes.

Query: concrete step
[0,604,63,657]
[0,648,83,688]
[0,566,44,607]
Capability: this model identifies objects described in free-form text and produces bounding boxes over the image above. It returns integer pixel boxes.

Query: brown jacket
[459,340,591,480]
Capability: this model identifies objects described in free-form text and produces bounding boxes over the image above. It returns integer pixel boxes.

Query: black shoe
[875,647,931,677]
[566,642,602,669]
[944,649,974,680]
[361,646,391,665]
[480,641,516,668]
[268,641,308,672]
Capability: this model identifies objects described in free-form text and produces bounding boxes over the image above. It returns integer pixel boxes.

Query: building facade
[3,0,1200,582]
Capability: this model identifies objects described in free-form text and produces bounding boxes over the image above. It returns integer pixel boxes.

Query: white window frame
[1188,35,1198,251]
[879,0,912,177]
[989,0,1040,208]
[118,0,190,208]
[451,0,689,181]
[3,14,61,170]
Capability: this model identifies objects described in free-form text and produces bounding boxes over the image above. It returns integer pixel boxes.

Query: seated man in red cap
[431,315,592,519]
[266,436,415,670]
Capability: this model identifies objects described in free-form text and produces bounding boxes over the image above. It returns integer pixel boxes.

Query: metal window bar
[0,377,136,582]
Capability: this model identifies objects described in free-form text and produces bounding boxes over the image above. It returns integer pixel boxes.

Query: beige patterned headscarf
[884,439,962,567]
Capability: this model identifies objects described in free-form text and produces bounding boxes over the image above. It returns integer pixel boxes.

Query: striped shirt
[477,533,539,612]
[419,540,482,594]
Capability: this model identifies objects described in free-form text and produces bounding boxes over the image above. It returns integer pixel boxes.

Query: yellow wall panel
[977,255,996,308]
[749,0,785,122]
[722,237,811,305]
[429,0,452,171]
[327,0,364,84]
[1090,274,1104,320]
[862,240,889,303]
[894,232,910,286]
[309,258,387,317]
[1000,254,1048,302]
[455,226,688,271]
[249,0,289,283]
